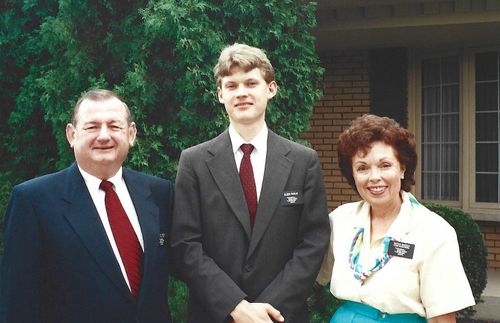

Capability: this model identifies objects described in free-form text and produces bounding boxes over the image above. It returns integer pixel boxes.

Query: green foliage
[1,1,323,320]
[168,277,188,323]
[423,202,487,320]
[0,173,17,255]
[308,283,342,322]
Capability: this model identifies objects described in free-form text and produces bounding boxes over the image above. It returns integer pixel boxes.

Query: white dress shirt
[229,124,268,201]
[78,166,144,291]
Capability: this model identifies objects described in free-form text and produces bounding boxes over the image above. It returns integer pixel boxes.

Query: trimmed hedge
[307,203,488,321]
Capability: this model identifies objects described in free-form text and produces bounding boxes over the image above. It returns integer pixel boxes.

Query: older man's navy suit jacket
[0,163,173,323]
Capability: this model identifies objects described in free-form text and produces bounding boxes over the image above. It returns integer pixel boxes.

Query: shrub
[308,283,342,322]
[423,202,487,319]
[168,277,188,323]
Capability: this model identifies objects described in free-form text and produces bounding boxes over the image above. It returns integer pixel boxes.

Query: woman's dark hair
[337,114,417,192]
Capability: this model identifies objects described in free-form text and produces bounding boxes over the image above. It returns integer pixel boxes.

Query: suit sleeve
[0,186,42,323]
[254,150,330,318]
[171,150,246,322]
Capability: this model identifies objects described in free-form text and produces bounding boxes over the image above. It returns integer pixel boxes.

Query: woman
[317,114,475,323]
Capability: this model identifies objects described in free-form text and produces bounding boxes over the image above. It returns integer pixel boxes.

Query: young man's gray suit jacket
[171,129,330,323]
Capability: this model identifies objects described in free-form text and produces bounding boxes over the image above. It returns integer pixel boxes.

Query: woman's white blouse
[317,191,475,318]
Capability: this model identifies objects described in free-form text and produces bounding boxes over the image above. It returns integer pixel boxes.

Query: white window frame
[409,46,500,221]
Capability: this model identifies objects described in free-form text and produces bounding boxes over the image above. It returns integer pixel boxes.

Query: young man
[172,44,330,323]
[0,90,174,322]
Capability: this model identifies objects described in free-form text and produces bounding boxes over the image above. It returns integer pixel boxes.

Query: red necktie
[239,144,257,227]
[100,180,143,299]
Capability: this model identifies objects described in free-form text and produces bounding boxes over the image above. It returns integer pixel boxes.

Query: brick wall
[478,221,500,269]
[302,50,370,211]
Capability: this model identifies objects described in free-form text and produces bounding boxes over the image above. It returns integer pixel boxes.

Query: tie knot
[100,180,114,192]
[241,144,254,156]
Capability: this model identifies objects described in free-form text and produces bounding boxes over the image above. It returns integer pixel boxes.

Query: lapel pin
[159,233,166,246]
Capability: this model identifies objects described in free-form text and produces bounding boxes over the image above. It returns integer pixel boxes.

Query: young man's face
[218,66,277,128]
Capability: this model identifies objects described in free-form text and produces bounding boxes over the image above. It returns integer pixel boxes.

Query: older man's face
[66,97,136,179]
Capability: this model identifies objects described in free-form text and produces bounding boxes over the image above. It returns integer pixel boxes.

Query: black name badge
[388,240,415,259]
[281,190,304,206]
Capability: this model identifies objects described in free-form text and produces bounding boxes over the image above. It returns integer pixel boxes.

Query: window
[420,56,460,201]
[475,51,500,203]
[413,48,500,219]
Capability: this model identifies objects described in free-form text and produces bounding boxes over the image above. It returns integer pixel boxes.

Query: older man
[0,89,173,323]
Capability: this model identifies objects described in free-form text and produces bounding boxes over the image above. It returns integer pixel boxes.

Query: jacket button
[244,264,253,272]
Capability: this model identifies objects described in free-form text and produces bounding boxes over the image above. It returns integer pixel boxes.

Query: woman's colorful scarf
[348,227,393,281]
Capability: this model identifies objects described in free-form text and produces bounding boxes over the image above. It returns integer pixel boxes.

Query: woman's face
[352,141,405,210]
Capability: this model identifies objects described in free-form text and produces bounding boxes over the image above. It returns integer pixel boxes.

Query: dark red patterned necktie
[239,144,257,227]
[100,180,143,299]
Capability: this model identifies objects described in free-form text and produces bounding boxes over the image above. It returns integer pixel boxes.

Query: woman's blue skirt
[330,301,427,323]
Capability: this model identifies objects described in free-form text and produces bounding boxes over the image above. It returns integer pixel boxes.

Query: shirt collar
[385,191,413,238]
[229,123,268,154]
[78,165,123,191]
[353,191,413,241]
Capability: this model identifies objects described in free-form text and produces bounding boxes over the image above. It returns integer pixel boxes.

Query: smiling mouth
[235,102,253,108]
[367,186,387,194]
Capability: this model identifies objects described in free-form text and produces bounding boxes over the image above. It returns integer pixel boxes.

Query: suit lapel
[248,131,293,258]
[123,169,159,302]
[206,131,252,239]
[61,163,132,300]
